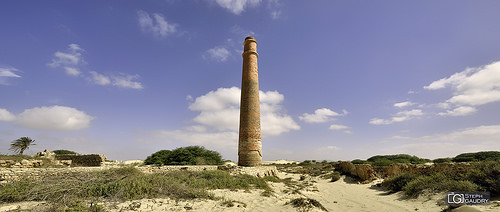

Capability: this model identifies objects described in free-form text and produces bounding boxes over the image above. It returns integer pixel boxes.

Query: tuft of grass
[287,198,328,212]
[319,171,341,182]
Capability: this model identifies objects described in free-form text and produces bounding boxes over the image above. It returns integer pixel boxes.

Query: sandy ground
[1,172,499,212]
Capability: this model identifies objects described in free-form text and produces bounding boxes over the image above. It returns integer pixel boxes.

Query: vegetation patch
[144,146,223,166]
[403,173,480,197]
[287,197,328,212]
[382,173,418,193]
[452,151,500,162]
[0,167,272,211]
[53,150,79,155]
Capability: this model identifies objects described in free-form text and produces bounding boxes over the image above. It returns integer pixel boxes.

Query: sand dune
[108,172,498,212]
[1,171,498,211]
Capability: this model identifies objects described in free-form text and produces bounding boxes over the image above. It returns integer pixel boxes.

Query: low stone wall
[55,154,106,167]
[227,166,278,177]
[0,160,44,168]
[0,165,277,184]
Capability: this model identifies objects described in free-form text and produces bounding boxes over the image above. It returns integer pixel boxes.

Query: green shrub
[467,161,500,195]
[367,154,430,166]
[403,173,480,197]
[299,160,312,166]
[144,146,223,166]
[351,159,369,164]
[53,150,79,155]
[433,158,452,163]
[382,173,418,192]
[330,171,341,182]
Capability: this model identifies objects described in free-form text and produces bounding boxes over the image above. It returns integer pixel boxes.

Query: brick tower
[238,36,262,167]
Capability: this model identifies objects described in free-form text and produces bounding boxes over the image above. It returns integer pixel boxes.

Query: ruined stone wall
[55,154,106,167]
[0,165,277,184]
[380,162,473,178]
[335,162,376,181]
[0,160,44,168]
[336,162,475,181]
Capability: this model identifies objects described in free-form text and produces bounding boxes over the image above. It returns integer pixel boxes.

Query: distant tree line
[351,151,500,166]
[434,151,500,163]
[144,146,223,166]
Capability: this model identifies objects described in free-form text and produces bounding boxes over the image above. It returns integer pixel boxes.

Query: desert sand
[1,170,499,212]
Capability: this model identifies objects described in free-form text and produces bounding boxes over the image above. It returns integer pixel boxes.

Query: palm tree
[9,137,36,155]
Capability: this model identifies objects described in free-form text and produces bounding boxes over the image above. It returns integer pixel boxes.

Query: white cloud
[16,106,94,131]
[0,67,22,85]
[137,10,177,38]
[112,74,144,89]
[369,109,423,125]
[48,45,143,89]
[425,61,500,107]
[152,130,238,148]
[48,44,85,68]
[89,71,111,85]
[188,87,299,136]
[329,124,349,130]
[438,106,477,117]
[64,67,81,76]
[0,108,16,121]
[387,125,500,158]
[394,101,415,108]
[215,0,261,15]
[203,47,231,62]
[299,108,346,123]
[267,0,282,19]
[0,67,21,78]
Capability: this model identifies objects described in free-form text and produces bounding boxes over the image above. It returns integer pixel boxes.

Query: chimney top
[245,36,255,40]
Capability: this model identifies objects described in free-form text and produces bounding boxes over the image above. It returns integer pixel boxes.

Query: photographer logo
[446,192,490,205]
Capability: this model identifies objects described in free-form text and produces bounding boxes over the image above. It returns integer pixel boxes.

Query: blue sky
[1,1,500,161]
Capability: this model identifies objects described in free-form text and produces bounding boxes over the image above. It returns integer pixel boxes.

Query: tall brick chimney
[238,36,262,167]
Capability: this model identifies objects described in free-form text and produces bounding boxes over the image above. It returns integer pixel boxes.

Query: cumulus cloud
[369,109,423,125]
[425,61,500,107]
[299,108,347,123]
[188,87,299,136]
[48,44,85,69]
[438,106,477,117]
[387,125,500,158]
[329,124,349,130]
[112,74,144,89]
[152,130,238,148]
[0,67,22,85]
[89,71,111,85]
[47,44,143,89]
[16,106,94,131]
[394,101,415,108]
[203,47,231,62]
[215,0,261,15]
[0,108,16,121]
[145,87,299,159]
[64,67,81,76]
[137,10,177,38]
